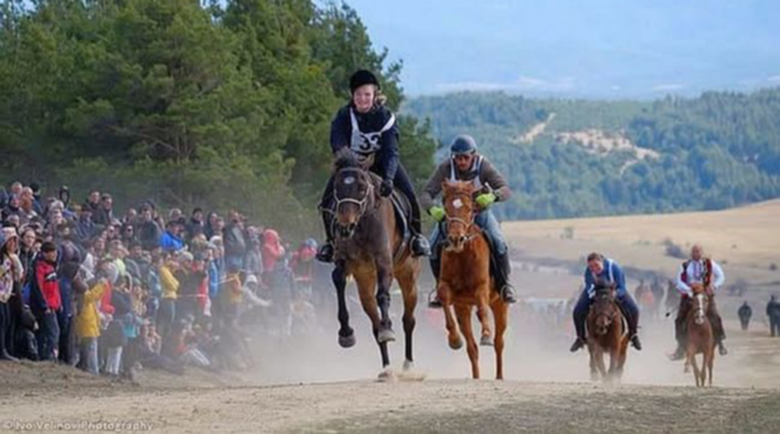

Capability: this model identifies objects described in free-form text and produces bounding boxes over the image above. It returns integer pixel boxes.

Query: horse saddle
[389,188,412,262]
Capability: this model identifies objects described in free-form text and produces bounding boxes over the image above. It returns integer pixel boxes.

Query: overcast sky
[342,0,780,98]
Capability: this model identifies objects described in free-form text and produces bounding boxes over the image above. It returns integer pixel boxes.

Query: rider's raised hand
[429,206,446,222]
[476,192,497,209]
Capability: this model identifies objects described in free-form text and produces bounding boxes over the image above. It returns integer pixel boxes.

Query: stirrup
[411,235,430,257]
[316,243,334,263]
[500,284,517,304]
[630,334,643,351]
[668,346,685,361]
[427,289,442,309]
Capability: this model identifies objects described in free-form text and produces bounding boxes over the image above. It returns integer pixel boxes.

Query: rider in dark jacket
[316,70,429,262]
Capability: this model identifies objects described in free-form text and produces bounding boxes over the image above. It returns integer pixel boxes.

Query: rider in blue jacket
[570,253,642,352]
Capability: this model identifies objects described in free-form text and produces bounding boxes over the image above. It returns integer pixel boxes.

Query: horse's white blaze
[453,198,463,209]
[695,294,705,325]
[343,176,355,185]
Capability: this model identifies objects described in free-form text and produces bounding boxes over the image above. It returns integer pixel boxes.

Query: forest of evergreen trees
[405,89,780,220]
[0,0,437,232]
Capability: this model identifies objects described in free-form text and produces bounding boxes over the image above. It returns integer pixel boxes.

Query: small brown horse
[329,150,422,381]
[684,283,715,387]
[586,283,629,382]
[437,181,509,380]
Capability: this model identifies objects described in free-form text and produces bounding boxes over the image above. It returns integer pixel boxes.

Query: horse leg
[332,263,355,348]
[396,264,419,370]
[607,348,618,382]
[691,352,701,387]
[455,303,480,379]
[375,256,396,343]
[707,347,714,387]
[684,344,692,373]
[595,347,608,381]
[616,338,629,381]
[354,270,392,375]
[477,289,493,347]
[491,300,508,380]
[588,346,599,382]
[439,282,462,350]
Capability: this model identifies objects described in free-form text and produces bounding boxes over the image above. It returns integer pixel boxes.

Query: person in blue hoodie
[570,252,642,352]
[160,221,184,252]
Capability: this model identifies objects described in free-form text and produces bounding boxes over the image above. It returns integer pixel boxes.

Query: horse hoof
[339,334,356,348]
[449,337,463,350]
[480,335,494,347]
[377,329,396,344]
[399,361,427,382]
[590,372,600,382]
[377,367,397,383]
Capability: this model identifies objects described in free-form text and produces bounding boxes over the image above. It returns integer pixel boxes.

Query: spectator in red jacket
[32,242,61,361]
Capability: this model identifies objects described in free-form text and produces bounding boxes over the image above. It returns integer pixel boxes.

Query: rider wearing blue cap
[421,135,517,307]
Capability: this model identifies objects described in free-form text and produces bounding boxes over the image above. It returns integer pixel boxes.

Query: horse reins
[332,167,376,223]
[444,192,481,243]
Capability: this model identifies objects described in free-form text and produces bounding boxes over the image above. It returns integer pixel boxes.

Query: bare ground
[3,202,780,433]
[2,316,779,433]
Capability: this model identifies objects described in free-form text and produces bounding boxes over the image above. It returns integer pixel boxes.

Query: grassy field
[503,199,780,296]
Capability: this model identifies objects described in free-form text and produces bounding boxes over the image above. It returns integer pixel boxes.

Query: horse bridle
[694,292,708,323]
[333,167,375,223]
[444,192,480,242]
[593,290,617,329]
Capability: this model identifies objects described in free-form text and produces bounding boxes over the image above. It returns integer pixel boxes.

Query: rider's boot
[570,336,586,352]
[410,217,430,257]
[316,211,335,263]
[495,251,517,304]
[620,301,642,351]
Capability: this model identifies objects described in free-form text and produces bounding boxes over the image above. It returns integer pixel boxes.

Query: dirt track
[2,377,779,433]
[2,317,780,434]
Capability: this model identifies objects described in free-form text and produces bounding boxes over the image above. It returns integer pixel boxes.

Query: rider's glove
[429,206,446,222]
[475,192,497,209]
[380,179,394,197]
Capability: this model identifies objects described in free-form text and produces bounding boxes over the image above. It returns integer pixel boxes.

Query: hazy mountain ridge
[404,89,780,220]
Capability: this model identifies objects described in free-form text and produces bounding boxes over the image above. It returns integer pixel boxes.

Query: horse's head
[690,283,710,325]
[332,149,377,239]
[592,281,617,336]
[441,180,478,253]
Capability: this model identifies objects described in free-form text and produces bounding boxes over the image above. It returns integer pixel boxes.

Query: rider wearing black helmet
[420,134,518,307]
[316,70,430,263]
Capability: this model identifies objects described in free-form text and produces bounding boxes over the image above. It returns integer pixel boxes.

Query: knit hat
[1,227,17,245]
[350,69,380,93]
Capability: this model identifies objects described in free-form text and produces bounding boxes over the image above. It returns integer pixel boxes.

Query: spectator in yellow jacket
[76,277,109,375]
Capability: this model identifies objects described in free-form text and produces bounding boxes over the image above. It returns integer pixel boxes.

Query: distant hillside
[404,89,780,220]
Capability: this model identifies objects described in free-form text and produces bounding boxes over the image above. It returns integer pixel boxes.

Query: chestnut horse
[437,181,509,380]
[328,150,422,381]
[684,283,715,387]
[586,283,629,382]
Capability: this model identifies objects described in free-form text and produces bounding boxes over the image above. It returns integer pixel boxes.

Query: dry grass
[503,199,780,286]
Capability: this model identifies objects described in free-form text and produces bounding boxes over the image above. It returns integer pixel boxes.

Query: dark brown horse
[586,283,629,382]
[437,181,509,380]
[684,283,715,387]
[329,150,422,381]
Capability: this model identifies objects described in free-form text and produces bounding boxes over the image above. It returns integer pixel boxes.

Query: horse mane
[593,281,617,301]
[333,148,363,172]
